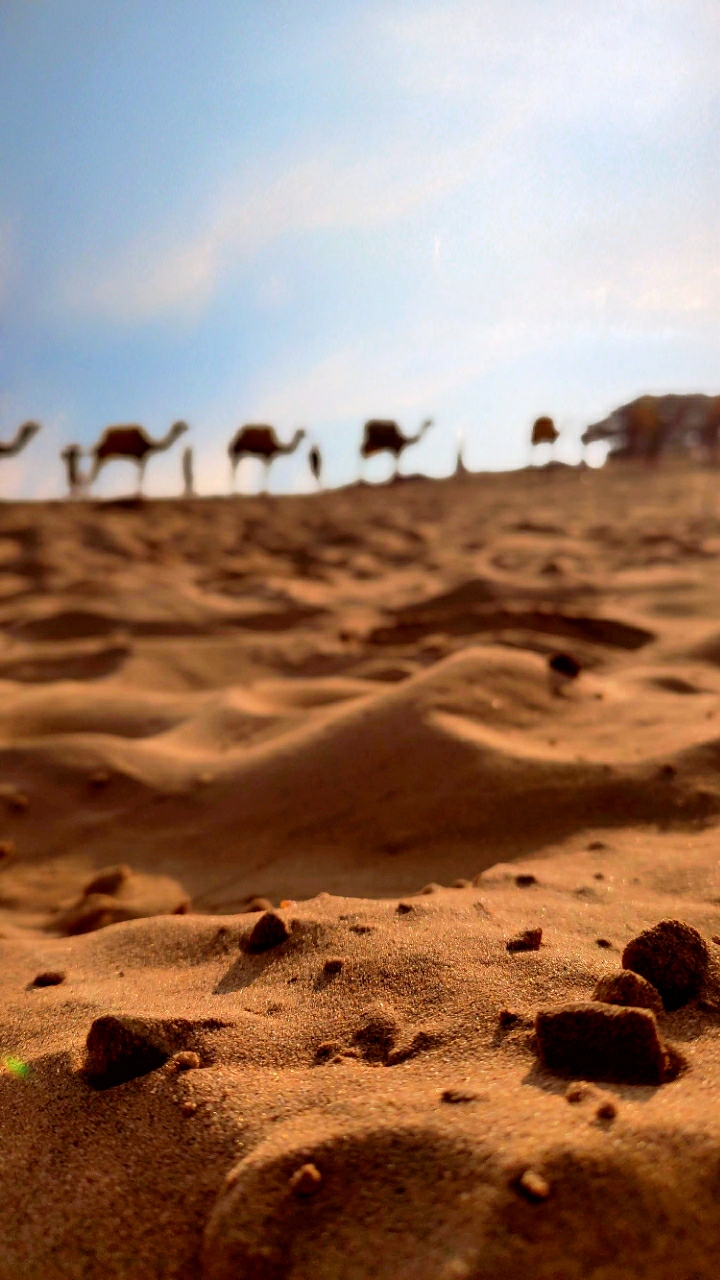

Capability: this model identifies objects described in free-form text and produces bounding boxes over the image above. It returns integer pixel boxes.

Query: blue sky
[1,0,718,498]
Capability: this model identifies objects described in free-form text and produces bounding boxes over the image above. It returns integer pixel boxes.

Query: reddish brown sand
[3,460,720,1276]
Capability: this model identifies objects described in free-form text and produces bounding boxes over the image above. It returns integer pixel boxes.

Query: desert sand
[3,458,720,1277]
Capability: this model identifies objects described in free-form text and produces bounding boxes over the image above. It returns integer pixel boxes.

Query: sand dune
[2,460,720,1275]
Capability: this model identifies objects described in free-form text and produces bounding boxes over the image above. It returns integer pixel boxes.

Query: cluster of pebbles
[534,918,710,1085]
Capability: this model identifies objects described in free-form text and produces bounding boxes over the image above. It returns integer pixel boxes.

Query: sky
[0,0,718,498]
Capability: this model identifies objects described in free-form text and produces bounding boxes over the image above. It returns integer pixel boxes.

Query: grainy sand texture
[3,460,720,1278]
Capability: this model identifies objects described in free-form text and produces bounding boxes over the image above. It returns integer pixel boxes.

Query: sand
[2,459,720,1275]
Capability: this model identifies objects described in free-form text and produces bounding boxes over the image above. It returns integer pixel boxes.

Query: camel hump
[531,416,558,446]
[231,425,277,454]
[363,424,397,440]
[95,426,149,460]
[362,420,403,447]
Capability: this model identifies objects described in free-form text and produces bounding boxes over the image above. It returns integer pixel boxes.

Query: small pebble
[596,938,612,949]
[89,769,111,788]
[181,1100,197,1116]
[396,902,413,915]
[246,910,291,954]
[323,957,344,975]
[565,1081,596,1104]
[507,927,542,952]
[593,872,605,880]
[498,1010,522,1029]
[515,874,537,888]
[420,883,441,895]
[32,970,66,988]
[517,1169,550,1202]
[173,1051,200,1071]
[452,878,472,889]
[289,1163,322,1197]
[596,1100,617,1121]
[587,841,607,851]
[441,1087,478,1104]
[315,1041,341,1061]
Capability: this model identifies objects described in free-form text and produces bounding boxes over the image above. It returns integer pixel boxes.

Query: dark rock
[32,970,66,987]
[353,1006,399,1061]
[622,918,709,1010]
[515,874,537,887]
[507,927,542,952]
[85,1015,170,1088]
[593,969,663,1014]
[548,652,581,678]
[245,910,291,954]
[441,1087,479,1104]
[535,1002,671,1085]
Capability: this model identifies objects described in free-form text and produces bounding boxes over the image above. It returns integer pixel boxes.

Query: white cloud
[377,0,717,126]
[60,138,490,322]
[58,0,718,328]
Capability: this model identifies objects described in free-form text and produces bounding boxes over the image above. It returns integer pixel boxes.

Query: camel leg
[137,460,147,497]
[262,461,270,494]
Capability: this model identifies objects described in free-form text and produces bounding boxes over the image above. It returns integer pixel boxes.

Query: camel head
[18,421,42,445]
[581,410,624,446]
[409,417,434,445]
[169,420,190,442]
[279,428,307,455]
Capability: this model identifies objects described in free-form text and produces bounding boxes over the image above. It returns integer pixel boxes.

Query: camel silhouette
[360,418,434,479]
[0,421,41,461]
[582,395,720,463]
[87,421,189,495]
[530,416,559,463]
[228,425,306,492]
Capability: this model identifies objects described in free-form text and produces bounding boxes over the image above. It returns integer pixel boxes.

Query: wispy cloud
[60,140,486,322]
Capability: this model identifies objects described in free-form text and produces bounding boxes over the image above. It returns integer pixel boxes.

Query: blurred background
[0,0,718,498]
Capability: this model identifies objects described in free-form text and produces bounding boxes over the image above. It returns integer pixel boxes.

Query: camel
[87,421,189,495]
[0,421,41,461]
[360,418,434,478]
[308,444,322,487]
[530,416,559,463]
[227,425,306,492]
[582,394,720,463]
